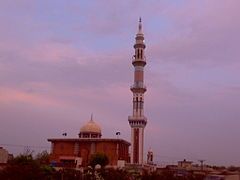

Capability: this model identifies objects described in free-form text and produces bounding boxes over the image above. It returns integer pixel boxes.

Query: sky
[0,0,240,166]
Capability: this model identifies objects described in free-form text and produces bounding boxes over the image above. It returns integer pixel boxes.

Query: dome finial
[90,113,93,122]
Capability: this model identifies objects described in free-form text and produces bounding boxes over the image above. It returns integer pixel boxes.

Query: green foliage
[35,150,50,165]
[141,170,175,180]
[212,165,226,170]
[0,151,207,180]
[0,153,43,180]
[0,151,55,180]
[57,168,83,180]
[89,153,109,168]
[141,169,205,180]
[100,168,130,180]
[227,166,240,171]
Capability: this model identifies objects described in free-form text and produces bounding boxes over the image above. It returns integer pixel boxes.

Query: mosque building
[48,116,130,168]
[48,19,149,168]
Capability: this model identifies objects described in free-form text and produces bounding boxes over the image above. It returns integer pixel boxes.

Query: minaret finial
[138,17,142,34]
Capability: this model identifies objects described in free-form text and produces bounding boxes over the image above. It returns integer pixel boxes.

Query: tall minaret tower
[128,18,147,165]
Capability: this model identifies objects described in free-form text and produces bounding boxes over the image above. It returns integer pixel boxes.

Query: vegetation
[89,153,109,168]
[0,151,54,180]
[0,151,209,180]
[227,166,240,172]
[140,169,206,180]
[100,168,130,180]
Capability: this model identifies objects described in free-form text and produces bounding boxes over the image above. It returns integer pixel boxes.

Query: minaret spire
[138,17,143,34]
[128,19,147,165]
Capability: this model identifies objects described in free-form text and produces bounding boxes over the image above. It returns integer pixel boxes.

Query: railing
[130,82,146,90]
[132,56,146,63]
[128,116,147,121]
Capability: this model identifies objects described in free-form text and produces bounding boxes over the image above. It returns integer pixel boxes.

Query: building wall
[95,141,117,165]
[49,140,129,167]
[178,160,192,170]
[53,142,75,156]
[0,148,9,164]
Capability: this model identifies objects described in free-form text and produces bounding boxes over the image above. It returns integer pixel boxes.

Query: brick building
[48,117,130,168]
[0,147,13,170]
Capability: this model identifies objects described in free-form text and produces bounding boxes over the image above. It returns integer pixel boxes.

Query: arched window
[136,97,138,111]
[133,97,136,109]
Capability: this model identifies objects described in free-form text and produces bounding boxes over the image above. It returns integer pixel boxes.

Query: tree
[89,153,109,168]
[100,168,130,180]
[0,151,57,180]
[0,153,44,180]
[35,150,50,165]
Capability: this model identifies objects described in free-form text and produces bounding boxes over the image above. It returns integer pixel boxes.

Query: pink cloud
[0,87,64,108]
[0,0,240,165]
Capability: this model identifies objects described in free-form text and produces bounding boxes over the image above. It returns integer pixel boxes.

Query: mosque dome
[79,116,102,138]
[80,119,101,134]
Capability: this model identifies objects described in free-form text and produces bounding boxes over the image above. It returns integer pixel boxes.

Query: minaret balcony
[134,43,146,49]
[130,83,146,93]
[128,116,147,127]
[132,57,146,66]
[132,60,146,66]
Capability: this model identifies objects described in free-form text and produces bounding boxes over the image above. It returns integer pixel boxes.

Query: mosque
[48,19,151,168]
[48,116,130,167]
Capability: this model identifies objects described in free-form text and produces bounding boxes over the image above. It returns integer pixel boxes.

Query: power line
[0,143,50,149]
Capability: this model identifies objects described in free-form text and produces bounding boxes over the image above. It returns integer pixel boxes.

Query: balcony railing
[130,82,146,90]
[132,56,146,64]
[128,116,147,121]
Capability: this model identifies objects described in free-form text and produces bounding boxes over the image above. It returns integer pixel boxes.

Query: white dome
[80,119,101,134]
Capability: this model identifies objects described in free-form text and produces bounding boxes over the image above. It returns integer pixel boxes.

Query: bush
[89,153,109,168]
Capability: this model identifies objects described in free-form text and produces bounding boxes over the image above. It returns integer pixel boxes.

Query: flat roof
[48,138,131,146]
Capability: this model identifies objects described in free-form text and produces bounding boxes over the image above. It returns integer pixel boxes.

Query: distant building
[205,172,240,180]
[144,149,156,172]
[0,147,13,169]
[48,117,130,168]
[0,147,9,164]
[178,159,193,170]
[147,149,153,165]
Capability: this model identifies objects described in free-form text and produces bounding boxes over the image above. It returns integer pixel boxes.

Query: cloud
[0,86,64,108]
[0,0,240,165]
[149,0,240,67]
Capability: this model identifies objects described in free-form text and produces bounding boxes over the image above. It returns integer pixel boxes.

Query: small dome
[80,119,101,134]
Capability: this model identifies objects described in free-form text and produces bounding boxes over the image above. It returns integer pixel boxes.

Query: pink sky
[0,0,240,166]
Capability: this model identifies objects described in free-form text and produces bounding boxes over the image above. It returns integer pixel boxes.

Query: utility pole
[198,160,206,171]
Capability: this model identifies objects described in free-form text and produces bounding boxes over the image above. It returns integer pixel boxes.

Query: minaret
[147,149,154,164]
[128,18,147,165]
